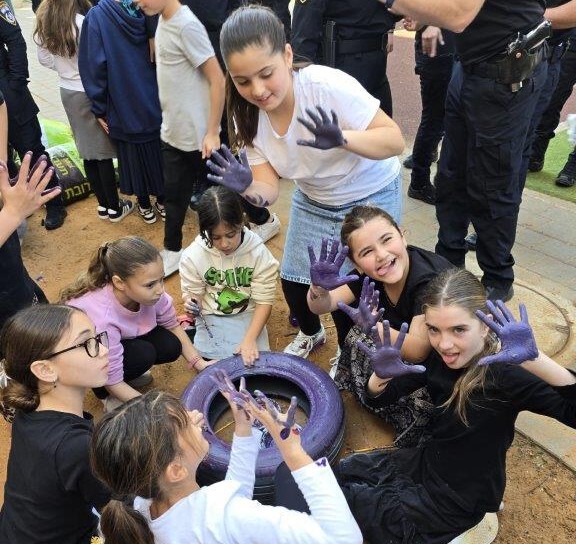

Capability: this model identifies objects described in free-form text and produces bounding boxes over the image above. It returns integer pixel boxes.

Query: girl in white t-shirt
[207,5,405,361]
[91,380,363,544]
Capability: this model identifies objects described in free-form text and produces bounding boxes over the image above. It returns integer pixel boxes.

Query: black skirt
[115,138,164,197]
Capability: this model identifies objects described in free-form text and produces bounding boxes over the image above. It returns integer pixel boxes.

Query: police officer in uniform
[0,0,66,229]
[292,0,398,116]
[380,0,549,302]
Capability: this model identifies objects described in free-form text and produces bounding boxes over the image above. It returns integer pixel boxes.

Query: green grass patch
[526,129,576,204]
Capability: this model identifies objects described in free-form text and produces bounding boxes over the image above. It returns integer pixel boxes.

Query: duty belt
[337,35,388,55]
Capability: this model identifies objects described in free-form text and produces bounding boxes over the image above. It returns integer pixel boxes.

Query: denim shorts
[280,173,402,284]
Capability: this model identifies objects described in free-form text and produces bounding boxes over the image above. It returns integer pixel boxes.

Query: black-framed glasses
[46,331,109,359]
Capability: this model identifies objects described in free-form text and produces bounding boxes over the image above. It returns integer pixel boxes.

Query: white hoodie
[180,228,279,316]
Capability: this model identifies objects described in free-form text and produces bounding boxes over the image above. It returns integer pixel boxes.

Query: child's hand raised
[308,237,359,290]
[245,391,299,443]
[211,370,254,434]
[358,322,426,379]
[297,106,348,150]
[337,276,384,334]
[207,145,253,193]
[476,301,539,366]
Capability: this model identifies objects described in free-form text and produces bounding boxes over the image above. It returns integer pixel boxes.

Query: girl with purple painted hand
[207,5,404,360]
[308,205,453,446]
[337,268,576,543]
[90,386,362,544]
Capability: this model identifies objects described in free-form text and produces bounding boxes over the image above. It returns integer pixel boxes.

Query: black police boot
[407,182,436,204]
[403,150,439,169]
[484,284,514,303]
[44,205,67,230]
[528,155,544,172]
[555,150,576,187]
[465,232,477,251]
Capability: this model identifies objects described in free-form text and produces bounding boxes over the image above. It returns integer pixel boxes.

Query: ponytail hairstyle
[340,205,402,260]
[60,236,160,302]
[0,305,78,413]
[34,0,93,57]
[220,5,289,150]
[91,391,192,544]
[197,186,246,247]
[421,269,498,426]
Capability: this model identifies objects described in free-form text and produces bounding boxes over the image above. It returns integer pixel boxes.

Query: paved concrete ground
[15,5,576,469]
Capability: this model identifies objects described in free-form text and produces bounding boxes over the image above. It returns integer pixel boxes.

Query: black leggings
[94,326,181,399]
[281,279,321,336]
[83,159,120,211]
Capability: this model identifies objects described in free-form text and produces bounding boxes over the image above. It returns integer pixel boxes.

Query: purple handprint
[475,300,538,366]
[309,238,359,290]
[357,321,426,379]
[297,106,348,150]
[254,390,297,440]
[337,276,384,334]
[207,145,253,193]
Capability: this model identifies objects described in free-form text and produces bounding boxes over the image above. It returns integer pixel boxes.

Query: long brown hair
[59,236,160,302]
[91,392,191,544]
[34,0,93,57]
[0,305,78,412]
[421,269,498,426]
[220,5,288,149]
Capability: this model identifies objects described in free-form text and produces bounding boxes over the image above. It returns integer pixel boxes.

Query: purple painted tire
[181,351,345,503]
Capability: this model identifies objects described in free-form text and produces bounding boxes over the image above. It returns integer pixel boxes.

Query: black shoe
[528,156,544,172]
[43,205,67,230]
[555,172,576,187]
[407,183,436,204]
[555,153,576,187]
[465,232,477,251]
[484,284,514,303]
[403,150,439,169]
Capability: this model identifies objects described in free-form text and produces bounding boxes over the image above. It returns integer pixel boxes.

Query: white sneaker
[284,325,326,358]
[160,248,183,277]
[127,370,153,388]
[329,346,341,379]
[250,213,281,243]
[102,396,123,413]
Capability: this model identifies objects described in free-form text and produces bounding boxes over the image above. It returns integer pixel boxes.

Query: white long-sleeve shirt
[133,433,362,544]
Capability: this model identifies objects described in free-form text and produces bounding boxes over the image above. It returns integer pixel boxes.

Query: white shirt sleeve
[224,433,259,498]
[223,458,363,544]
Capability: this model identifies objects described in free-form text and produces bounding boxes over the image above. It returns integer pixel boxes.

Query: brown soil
[1,190,576,542]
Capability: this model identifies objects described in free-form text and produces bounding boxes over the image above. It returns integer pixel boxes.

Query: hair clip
[0,360,10,389]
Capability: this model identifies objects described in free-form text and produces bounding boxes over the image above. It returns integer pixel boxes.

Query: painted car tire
[181,351,345,503]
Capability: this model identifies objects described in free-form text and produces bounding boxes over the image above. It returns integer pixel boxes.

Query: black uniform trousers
[335,45,392,117]
[531,43,576,161]
[0,77,64,209]
[435,60,547,290]
[411,54,454,188]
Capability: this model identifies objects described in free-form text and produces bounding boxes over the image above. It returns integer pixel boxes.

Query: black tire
[181,351,345,503]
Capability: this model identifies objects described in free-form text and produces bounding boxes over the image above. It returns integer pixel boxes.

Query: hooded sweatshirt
[78,0,161,142]
[180,228,279,316]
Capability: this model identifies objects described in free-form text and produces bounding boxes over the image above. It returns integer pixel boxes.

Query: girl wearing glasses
[0,304,111,544]
[60,236,204,412]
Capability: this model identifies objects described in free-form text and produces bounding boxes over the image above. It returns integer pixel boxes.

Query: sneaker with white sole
[108,199,135,223]
[127,370,153,388]
[250,213,281,243]
[160,248,183,277]
[328,346,341,379]
[97,206,108,219]
[154,201,166,221]
[284,325,326,358]
[138,205,157,224]
[102,395,123,413]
